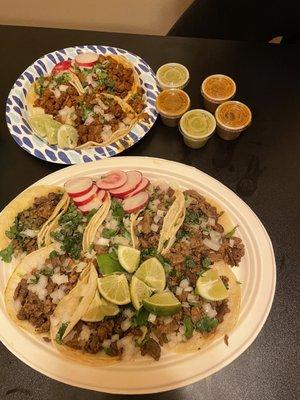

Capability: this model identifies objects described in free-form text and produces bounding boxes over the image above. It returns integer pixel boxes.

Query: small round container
[179,109,216,149]
[215,101,252,140]
[201,74,236,113]
[156,63,190,90]
[156,89,191,127]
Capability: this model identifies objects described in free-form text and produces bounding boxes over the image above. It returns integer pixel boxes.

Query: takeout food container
[179,109,216,149]
[156,89,191,127]
[215,101,252,140]
[201,74,236,113]
[156,63,190,90]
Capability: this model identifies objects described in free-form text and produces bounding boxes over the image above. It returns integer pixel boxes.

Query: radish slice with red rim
[65,177,93,198]
[78,195,102,214]
[73,185,99,206]
[124,177,149,198]
[97,189,106,202]
[52,60,72,74]
[122,191,149,213]
[109,171,142,198]
[96,170,127,190]
[75,52,98,67]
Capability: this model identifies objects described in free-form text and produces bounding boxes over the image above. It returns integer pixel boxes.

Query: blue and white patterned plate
[6,45,159,164]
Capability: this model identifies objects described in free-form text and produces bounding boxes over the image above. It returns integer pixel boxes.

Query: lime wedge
[57,125,78,149]
[98,274,131,305]
[130,275,152,310]
[196,269,229,301]
[29,114,61,143]
[135,257,166,291]
[97,253,125,275]
[143,291,181,316]
[118,246,140,273]
[82,290,119,322]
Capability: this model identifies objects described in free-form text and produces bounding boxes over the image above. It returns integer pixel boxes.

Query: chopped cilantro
[49,250,59,259]
[133,308,149,327]
[0,244,14,263]
[111,199,125,222]
[80,103,93,122]
[54,72,71,85]
[183,317,194,339]
[176,229,188,240]
[40,267,54,277]
[202,257,211,270]
[225,225,238,239]
[140,247,166,265]
[184,211,202,225]
[29,275,39,284]
[102,228,117,239]
[185,256,196,269]
[5,224,20,240]
[236,280,242,285]
[34,76,45,96]
[195,316,218,333]
[55,322,69,344]
[86,208,98,222]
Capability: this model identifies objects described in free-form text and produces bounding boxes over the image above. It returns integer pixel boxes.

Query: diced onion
[203,303,217,318]
[96,237,110,246]
[179,279,190,289]
[187,293,197,303]
[203,238,220,251]
[20,229,39,238]
[28,275,48,301]
[163,316,173,325]
[102,339,111,348]
[153,215,160,224]
[210,230,222,243]
[54,88,61,99]
[111,334,120,342]
[59,84,69,92]
[229,239,234,247]
[148,313,157,323]
[52,274,69,286]
[184,286,193,292]
[208,218,215,226]
[182,302,190,308]
[157,209,165,218]
[79,325,91,342]
[84,115,94,126]
[176,286,183,296]
[76,262,87,273]
[50,288,66,304]
[150,223,159,233]
[121,318,132,331]
[112,236,130,246]
[123,308,135,319]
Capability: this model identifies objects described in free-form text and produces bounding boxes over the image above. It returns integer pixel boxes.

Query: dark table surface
[0,25,299,400]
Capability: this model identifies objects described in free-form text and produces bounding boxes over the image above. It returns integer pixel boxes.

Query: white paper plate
[0,157,276,394]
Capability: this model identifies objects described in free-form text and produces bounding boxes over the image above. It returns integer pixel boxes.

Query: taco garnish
[0,186,68,263]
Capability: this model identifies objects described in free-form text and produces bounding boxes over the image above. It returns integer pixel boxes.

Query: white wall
[0,0,193,35]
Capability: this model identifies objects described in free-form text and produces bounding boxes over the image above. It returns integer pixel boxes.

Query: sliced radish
[65,177,93,198]
[97,189,107,202]
[75,53,98,67]
[78,195,102,214]
[73,185,99,206]
[96,170,127,190]
[122,191,149,213]
[124,177,149,198]
[52,60,72,74]
[109,171,142,198]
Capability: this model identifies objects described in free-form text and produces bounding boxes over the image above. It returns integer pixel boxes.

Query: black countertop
[0,25,299,399]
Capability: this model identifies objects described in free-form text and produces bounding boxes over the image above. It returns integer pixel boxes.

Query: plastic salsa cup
[201,74,236,113]
[215,101,252,140]
[179,109,216,149]
[156,89,191,127]
[156,63,190,90]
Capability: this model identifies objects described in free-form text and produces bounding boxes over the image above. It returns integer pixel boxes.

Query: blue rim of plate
[6,45,159,165]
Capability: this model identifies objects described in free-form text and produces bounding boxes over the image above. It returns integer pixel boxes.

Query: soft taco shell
[75,93,138,149]
[50,264,119,365]
[167,261,241,353]
[0,185,67,252]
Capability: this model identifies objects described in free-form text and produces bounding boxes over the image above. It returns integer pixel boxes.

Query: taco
[0,186,68,264]
[4,244,91,339]
[131,182,185,255]
[26,52,149,150]
[44,198,106,260]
